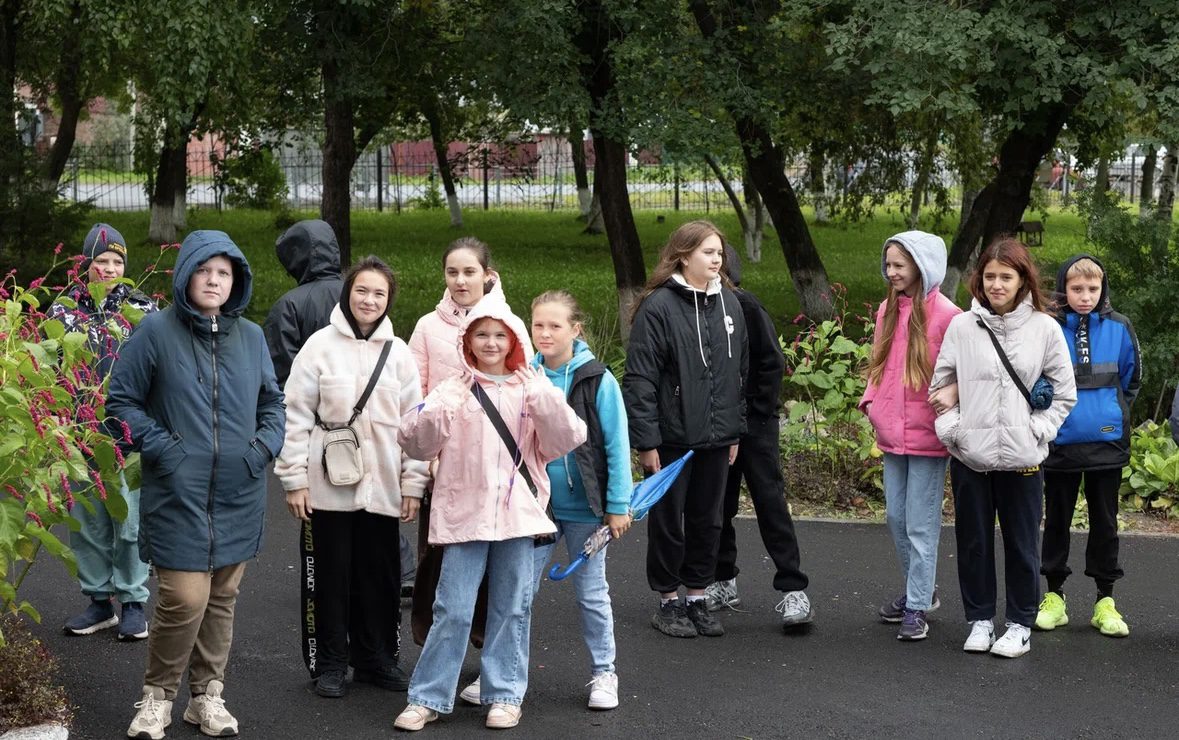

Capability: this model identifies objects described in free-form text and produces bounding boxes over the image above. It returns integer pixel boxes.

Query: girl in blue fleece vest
[530,290,632,711]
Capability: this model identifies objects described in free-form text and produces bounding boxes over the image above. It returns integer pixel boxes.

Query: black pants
[1041,468,1123,593]
[950,459,1043,627]
[300,510,401,677]
[647,445,731,593]
[715,416,808,592]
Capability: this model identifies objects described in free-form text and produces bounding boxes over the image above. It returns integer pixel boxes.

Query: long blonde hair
[631,220,734,319]
[866,242,932,390]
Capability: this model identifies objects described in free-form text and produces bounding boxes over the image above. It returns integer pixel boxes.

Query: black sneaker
[314,669,347,698]
[353,663,410,691]
[686,599,725,637]
[879,589,940,623]
[650,599,697,638]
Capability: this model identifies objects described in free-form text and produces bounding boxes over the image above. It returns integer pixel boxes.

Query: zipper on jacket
[206,315,221,571]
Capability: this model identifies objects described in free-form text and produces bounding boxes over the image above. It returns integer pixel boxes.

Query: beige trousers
[144,562,247,699]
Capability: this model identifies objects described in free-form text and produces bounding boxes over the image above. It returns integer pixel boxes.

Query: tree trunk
[574,0,646,337]
[690,0,832,317]
[1138,145,1157,218]
[583,189,605,234]
[42,1,85,190]
[1155,146,1177,223]
[1095,155,1110,195]
[569,125,591,218]
[808,147,830,224]
[322,60,357,266]
[593,134,646,340]
[943,99,1076,298]
[0,0,21,219]
[743,165,764,262]
[149,135,182,244]
[172,150,188,231]
[940,186,981,298]
[424,100,462,228]
[907,127,938,229]
[705,153,761,262]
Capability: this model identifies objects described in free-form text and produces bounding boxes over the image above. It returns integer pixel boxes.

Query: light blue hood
[881,230,947,297]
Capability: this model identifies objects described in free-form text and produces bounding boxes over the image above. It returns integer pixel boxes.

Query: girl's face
[467,318,512,375]
[531,302,581,369]
[884,244,920,297]
[679,233,724,289]
[982,260,1024,315]
[88,252,126,285]
[348,269,390,335]
[445,248,488,308]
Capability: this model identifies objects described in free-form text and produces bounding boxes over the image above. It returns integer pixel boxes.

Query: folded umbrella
[547,450,695,581]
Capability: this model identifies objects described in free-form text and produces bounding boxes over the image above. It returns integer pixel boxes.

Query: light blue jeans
[552,520,616,676]
[408,537,539,713]
[70,475,150,604]
[883,453,948,612]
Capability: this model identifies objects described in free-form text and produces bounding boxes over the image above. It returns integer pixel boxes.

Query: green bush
[214,147,289,211]
[1120,420,1179,518]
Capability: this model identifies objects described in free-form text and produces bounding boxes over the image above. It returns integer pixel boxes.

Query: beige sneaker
[394,704,439,731]
[485,703,522,729]
[182,680,239,736]
[127,685,172,740]
[459,676,481,706]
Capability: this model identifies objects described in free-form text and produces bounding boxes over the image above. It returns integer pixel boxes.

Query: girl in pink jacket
[860,231,961,641]
[394,300,586,732]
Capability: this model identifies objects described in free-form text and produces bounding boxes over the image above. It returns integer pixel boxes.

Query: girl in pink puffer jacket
[394,299,586,732]
[860,231,961,641]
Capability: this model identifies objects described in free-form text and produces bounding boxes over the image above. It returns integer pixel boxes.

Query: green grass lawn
[85,206,1095,341]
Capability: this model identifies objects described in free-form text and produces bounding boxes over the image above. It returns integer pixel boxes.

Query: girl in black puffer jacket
[623,220,748,639]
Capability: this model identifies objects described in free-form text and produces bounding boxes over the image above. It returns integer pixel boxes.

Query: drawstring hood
[670,273,734,367]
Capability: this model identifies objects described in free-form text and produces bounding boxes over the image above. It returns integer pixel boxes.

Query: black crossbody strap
[976,318,1031,404]
[318,341,393,430]
[470,380,538,496]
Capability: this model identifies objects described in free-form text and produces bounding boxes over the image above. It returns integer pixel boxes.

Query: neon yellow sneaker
[1034,592,1068,631]
[1091,597,1129,637]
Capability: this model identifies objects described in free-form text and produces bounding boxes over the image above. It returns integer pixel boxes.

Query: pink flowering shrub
[0,247,172,646]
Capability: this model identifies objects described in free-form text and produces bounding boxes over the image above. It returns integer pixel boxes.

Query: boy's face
[187,255,234,317]
[1066,275,1102,315]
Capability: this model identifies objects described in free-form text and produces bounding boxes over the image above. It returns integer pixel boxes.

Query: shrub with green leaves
[1120,420,1179,518]
[0,253,158,645]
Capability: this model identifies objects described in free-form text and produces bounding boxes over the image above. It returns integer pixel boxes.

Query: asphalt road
[20,474,1179,739]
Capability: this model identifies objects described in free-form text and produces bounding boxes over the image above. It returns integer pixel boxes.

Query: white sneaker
[459,676,481,706]
[963,619,995,653]
[182,679,238,736]
[127,685,171,740]
[704,578,740,611]
[587,672,619,710]
[990,622,1032,658]
[776,590,813,628]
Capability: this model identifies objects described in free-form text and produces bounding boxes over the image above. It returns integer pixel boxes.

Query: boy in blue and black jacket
[1036,255,1140,638]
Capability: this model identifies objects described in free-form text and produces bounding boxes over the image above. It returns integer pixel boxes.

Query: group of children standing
[862,230,1140,658]
[51,214,1155,739]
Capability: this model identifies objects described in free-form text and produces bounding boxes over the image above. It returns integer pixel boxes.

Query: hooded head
[275,219,342,285]
[173,230,253,321]
[81,223,128,271]
[880,231,946,298]
[1054,253,1111,317]
[457,299,530,376]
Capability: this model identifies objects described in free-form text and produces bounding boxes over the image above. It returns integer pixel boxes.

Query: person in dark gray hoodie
[264,220,344,388]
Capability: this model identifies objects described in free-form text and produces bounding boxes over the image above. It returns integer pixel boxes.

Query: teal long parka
[106,230,286,572]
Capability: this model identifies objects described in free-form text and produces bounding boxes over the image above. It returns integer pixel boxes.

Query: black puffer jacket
[733,287,784,420]
[263,220,344,386]
[624,276,748,451]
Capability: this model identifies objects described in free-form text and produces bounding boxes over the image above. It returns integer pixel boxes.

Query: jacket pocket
[243,438,271,480]
[317,375,355,425]
[155,435,186,477]
[368,383,403,426]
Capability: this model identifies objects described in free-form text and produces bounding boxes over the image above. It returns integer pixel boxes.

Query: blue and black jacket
[1044,254,1141,472]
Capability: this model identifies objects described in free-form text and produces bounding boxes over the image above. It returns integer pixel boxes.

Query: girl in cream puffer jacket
[928,238,1076,659]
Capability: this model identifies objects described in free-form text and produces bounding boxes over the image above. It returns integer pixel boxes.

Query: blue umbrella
[548,450,695,581]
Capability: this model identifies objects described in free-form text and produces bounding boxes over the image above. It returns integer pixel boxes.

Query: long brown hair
[631,220,734,319]
[969,237,1046,312]
[866,242,932,390]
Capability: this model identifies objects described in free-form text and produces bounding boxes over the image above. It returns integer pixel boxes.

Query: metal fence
[58,142,770,214]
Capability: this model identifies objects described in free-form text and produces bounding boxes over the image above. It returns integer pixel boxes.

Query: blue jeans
[553,520,616,676]
[408,537,538,713]
[70,475,150,604]
[883,454,947,612]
